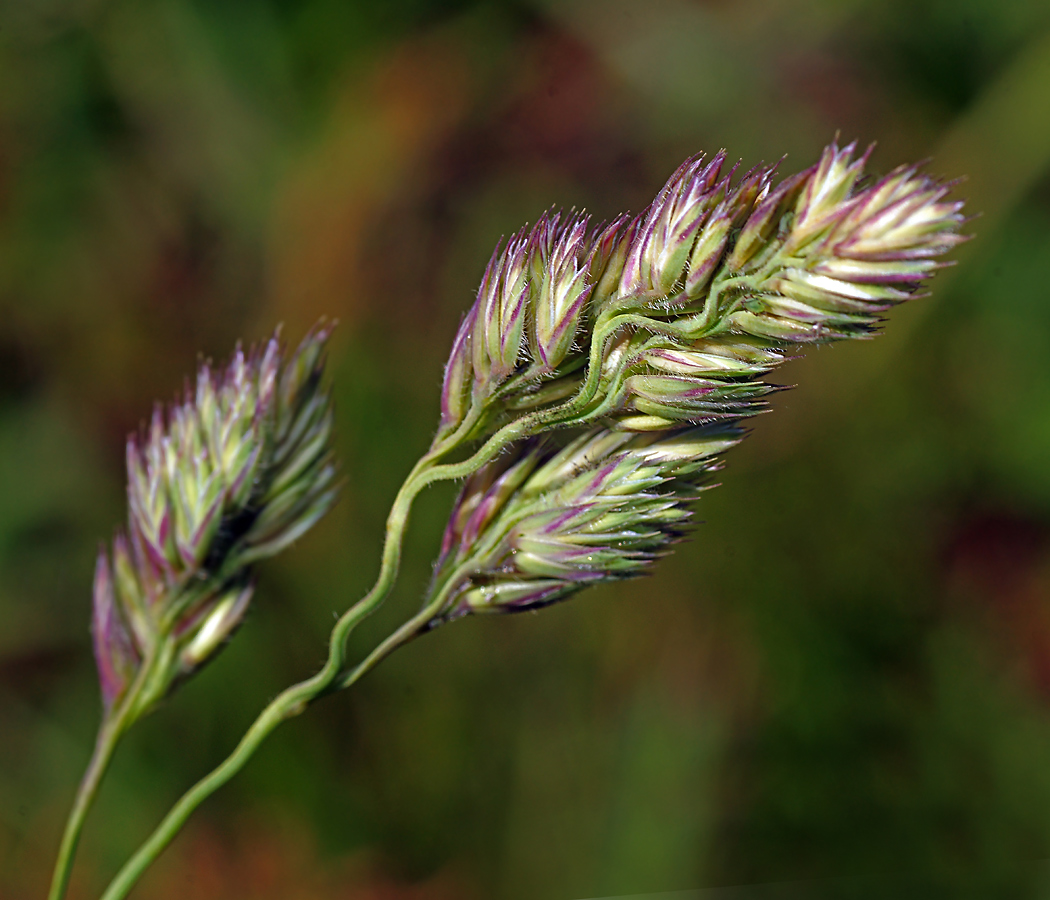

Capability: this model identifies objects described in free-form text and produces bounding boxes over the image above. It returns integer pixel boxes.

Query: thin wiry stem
[47,646,165,900]
[96,454,464,900]
[94,418,479,899]
[48,728,122,900]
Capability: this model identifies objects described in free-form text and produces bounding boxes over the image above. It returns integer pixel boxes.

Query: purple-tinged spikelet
[617,371,778,430]
[440,305,477,433]
[472,232,531,391]
[588,214,640,308]
[619,152,729,300]
[531,211,593,373]
[437,213,624,436]
[682,162,778,298]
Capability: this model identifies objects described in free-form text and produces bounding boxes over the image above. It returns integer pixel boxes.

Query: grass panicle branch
[435,140,966,446]
[429,425,743,618]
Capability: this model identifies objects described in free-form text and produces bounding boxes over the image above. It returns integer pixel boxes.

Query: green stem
[90,272,775,900]
[98,681,303,900]
[47,645,163,900]
[98,540,456,900]
[93,431,471,900]
[47,723,120,900]
[335,553,473,692]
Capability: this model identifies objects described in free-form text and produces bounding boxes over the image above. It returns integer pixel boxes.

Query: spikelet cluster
[92,326,337,711]
[428,140,967,616]
[438,141,966,439]
[431,425,742,619]
[440,211,597,432]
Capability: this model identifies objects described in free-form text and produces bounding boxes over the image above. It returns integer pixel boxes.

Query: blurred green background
[3,0,1050,897]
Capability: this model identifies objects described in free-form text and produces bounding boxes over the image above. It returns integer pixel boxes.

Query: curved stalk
[93,429,460,899]
[98,551,461,900]
[88,277,755,900]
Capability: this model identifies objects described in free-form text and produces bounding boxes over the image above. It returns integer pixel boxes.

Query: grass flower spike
[530,211,593,372]
[49,324,337,900]
[436,140,966,450]
[421,139,967,620]
[94,323,338,713]
[439,212,596,436]
[59,139,967,900]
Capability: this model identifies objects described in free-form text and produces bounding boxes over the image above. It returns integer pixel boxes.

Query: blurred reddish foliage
[944,510,1050,696]
[73,816,477,900]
